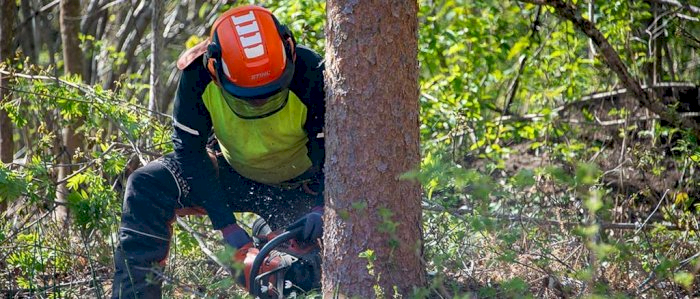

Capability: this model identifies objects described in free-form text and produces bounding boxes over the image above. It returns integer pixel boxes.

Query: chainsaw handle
[248,226,303,297]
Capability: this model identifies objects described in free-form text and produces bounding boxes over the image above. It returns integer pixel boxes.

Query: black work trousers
[111,153,322,299]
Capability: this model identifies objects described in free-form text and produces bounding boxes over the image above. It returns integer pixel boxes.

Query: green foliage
[0,164,26,203]
[2,0,700,297]
[65,168,120,232]
[7,231,71,290]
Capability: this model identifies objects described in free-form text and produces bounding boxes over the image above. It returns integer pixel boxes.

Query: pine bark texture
[0,0,16,164]
[322,1,425,297]
[57,0,85,222]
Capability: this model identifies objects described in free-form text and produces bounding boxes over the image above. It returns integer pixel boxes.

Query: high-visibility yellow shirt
[202,83,311,184]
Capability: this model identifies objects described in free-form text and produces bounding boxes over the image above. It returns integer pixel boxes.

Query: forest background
[1,0,700,298]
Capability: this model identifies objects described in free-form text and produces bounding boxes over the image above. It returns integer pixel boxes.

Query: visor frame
[221,88,290,119]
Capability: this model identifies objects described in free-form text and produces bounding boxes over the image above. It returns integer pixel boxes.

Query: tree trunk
[322,1,426,297]
[19,0,38,63]
[105,1,152,90]
[80,0,103,84]
[0,0,17,214]
[56,0,85,223]
[149,0,164,116]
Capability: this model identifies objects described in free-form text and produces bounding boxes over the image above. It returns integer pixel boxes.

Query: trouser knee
[113,160,182,299]
[120,162,182,243]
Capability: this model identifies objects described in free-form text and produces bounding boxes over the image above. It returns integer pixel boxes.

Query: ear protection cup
[204,41,222,80]
[271,16,296,62]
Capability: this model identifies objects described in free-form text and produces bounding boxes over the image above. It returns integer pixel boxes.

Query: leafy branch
[519,0,700,137]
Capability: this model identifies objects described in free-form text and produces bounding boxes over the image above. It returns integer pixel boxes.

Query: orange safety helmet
[204,5,296,101]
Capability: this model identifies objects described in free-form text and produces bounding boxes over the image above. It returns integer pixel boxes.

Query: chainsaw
[241,220,322,298]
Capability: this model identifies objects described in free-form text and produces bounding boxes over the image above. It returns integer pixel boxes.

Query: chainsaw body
[244,227,321,298]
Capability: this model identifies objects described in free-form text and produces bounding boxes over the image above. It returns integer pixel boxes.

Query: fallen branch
[518,0,700,137]
[431,82,697,144]
[0,277,106,296]
[646,0,700,15]
[147,267,208,298]
[175,218,234,276]
[422,203,690,231]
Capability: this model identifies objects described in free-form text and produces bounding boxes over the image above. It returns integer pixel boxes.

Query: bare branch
[55,143,118,185]
[518,0,700,137]
[431,82,698,144]
[176,218,234,276]
[422,203,691,231]
[646,0,700,15]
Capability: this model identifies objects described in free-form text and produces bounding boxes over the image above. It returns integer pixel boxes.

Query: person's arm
[171,61,238,231]
[290,46,325,204]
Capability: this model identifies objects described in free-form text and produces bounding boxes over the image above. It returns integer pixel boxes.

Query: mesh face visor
[221,88,290,119]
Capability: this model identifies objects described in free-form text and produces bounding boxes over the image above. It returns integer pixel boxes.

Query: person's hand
[287,207,323,241]
[221,223,252,249]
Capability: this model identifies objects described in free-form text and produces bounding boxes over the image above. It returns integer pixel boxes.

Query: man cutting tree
[111,5,325,298]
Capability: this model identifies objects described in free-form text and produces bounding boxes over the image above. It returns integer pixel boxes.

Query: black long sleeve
[289,46,326,174]
[171,61,235,230]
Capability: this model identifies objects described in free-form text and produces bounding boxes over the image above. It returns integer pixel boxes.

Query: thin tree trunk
[56,0,85,223]
[323,1,426,297]
[588,0,596,60]
[105,1,152,90]
[149,0,164,116]
[0,0,17,214]
[20,0,39,63]
[80,0,102,84]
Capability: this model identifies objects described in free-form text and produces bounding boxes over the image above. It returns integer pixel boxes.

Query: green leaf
[507,36,530,60]
[575,162,601,186]
[502,277,529,296]
[674,272,694,289]
[511,169,536,189]
[66,173,88,190]
[546,166,574,187]
[0,166,25,203]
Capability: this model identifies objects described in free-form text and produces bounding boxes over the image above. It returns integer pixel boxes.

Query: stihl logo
[251,71,271,80]
[231,11,264,59]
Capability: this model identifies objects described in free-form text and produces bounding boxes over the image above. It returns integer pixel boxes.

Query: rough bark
[520,0,700,138]
[56,0,85,223]
[0,0,17,214]
[323,1,426,297]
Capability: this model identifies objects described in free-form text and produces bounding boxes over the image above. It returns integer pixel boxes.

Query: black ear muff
[272,16,296,62]
[204,42,222,80]
[206,42,221,61]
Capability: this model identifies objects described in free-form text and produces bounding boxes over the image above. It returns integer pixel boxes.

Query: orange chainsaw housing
[243,232,320,297]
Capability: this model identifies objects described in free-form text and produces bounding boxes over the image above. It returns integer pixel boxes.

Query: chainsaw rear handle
[248,226,303,297]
